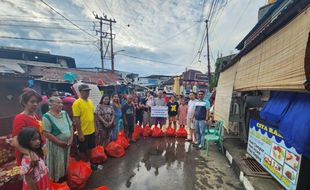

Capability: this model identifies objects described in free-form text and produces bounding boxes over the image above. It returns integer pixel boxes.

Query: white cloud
[0,0,266,75]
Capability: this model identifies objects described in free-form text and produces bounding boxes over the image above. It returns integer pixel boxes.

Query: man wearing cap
[72,84,97,164]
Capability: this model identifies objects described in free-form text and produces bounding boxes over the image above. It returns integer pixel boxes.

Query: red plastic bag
[135,124,143,135]
[143,124,152,137]
[106,141,125,158]
[115,132,129,149]
[132,128,140,142]
[165,126,175,137]
[67,158,92,189]
[176,127,187,138]
[90,145,108,164]
[50,180,70,190]
[93,186,109,190]
[152,125,164,137]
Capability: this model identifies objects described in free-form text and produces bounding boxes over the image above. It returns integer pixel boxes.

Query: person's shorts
[77,132,96,153]
[187,117,195,129]
[169,116,177,122]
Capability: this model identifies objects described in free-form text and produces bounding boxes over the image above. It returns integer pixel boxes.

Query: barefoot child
[178,99,188,129]
[18,127,49,190]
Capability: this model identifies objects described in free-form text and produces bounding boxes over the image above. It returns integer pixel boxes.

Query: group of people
[139,89,211,150]
[10,84,211,189]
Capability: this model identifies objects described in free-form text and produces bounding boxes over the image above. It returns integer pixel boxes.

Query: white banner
[72,82,102,109]
[151,106,168,118]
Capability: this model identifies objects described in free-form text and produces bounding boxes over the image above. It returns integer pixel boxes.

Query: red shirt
[12,114,44,165]
[164,96,169,104]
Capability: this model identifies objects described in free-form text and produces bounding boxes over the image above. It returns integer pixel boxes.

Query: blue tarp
[260,91,310,158]
[279,93,310,158]
[260,92,295,126]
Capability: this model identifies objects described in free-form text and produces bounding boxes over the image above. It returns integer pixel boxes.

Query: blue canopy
[260,91,310,158]
[260,92,295,126]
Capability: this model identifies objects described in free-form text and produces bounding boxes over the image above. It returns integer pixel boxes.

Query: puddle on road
[123,138,193,190]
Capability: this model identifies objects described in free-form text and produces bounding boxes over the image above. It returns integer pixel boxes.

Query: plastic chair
[204,120,224,155]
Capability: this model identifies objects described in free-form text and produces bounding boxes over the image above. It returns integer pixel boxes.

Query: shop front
[247,91,310,190]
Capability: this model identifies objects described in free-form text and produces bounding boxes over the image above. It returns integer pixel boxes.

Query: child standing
[18,127,49,190]
[167,95,179,130]
[178,99,188,128]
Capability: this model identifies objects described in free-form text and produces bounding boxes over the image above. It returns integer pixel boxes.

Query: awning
[260,91,310,158]
[214,63,237,131]
[260,92,295,126]
[234,6,310,91]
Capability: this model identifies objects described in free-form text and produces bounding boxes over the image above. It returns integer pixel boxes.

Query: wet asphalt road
[86,137,243,190]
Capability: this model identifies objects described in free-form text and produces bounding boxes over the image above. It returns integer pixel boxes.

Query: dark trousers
[124,124,134,139]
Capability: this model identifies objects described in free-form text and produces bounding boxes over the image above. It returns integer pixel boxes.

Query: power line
[0,36,96,45]
[118,53,185,66]
[39,0,97,39]
[0,23,88,31]
[0,19,93,28]
[154,22,200,47]
[230,0,251,36]
[0,15,94,23]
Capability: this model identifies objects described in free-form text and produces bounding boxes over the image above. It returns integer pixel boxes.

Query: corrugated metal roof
[29,66,124,84]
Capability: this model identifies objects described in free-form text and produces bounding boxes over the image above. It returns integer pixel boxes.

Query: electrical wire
[117,53,185,66]
[0,23,89,31]
[0,36,96,45]
[154,22,200,47]
[39,0,97,39]
[0,15,94,23]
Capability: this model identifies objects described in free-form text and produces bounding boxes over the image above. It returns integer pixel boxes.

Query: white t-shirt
[187,99,198,118]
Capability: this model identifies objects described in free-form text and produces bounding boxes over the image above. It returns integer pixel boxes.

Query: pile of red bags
[132,128,140,142]
[93,186,109,190]
[165,126,175,137]
[152,125,164,137]
[135,124,143,136]
[176,127,187,138]
[90,145,108,164]
[67,158,92,190]
[143,124,152,137]
[105,141,125,158]
[50,180,70,190]
[115,131,129,149]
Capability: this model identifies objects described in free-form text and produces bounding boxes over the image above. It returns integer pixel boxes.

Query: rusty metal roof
[28,66,123,84]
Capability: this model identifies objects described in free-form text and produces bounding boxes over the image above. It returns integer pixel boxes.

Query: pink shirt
[20,156,49,190]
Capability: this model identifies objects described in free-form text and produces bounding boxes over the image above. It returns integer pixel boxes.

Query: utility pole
[109,20,115,72]
[94,13,116,72]
[99,18,104,72]
[205,19,211,90]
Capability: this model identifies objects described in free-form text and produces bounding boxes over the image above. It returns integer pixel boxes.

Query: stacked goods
[115,132,129,149]
[93,186,109,190]
[143,124,152,137]
[132,128,140,142]
[90,146,108,164]
[0,136,15,166]
[152,125,164,138]
[176,128,187,138]
[0,162,20,187]
[49,180,70,190]
[135,124,143,136]
[105,142,125,158]
[165,126,175,137]
[67,158,92,190]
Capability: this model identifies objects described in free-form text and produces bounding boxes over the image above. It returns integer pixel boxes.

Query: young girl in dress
[178,99,188,128]
[18,127,49,190]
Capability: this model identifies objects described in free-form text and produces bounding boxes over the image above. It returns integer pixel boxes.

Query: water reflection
[125,138,193,189]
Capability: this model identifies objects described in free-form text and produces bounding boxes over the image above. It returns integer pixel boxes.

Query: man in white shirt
[186,92,198,142]
[143,92,154,126]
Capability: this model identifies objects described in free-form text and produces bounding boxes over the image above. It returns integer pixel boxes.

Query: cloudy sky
[0,0,265,76]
